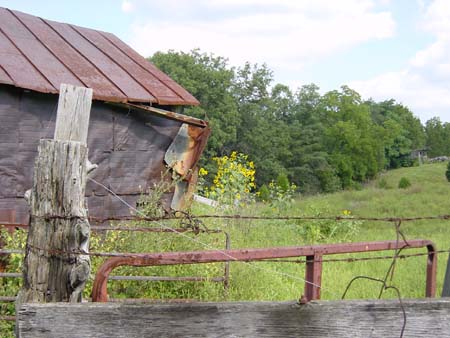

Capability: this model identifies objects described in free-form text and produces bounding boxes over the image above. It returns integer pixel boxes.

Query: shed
[0,7,210,224]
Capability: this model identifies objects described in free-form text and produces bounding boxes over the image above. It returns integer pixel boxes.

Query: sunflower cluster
[200,151,256,206]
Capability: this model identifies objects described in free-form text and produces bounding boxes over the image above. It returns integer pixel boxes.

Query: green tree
[150,49,239,162]
[232,63,291,184]
[425,117,450,157]
[321,86,384,188]
[284,84,337,194]
[367,100,425,168]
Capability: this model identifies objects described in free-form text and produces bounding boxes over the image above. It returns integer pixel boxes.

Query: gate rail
[92,239,437,303]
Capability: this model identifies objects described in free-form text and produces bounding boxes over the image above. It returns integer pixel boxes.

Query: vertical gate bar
[442,254,450,297]
[303,253,323,302]
[426,244,437,297]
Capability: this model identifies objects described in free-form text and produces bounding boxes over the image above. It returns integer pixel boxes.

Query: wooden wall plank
[17,299,450,338]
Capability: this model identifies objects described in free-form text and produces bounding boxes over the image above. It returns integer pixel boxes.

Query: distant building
[410,148,428,165]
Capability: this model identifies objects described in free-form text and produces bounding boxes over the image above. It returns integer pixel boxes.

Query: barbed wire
[6,213,450,225]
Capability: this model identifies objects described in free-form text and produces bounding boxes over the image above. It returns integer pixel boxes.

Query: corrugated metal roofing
[0,7,199,105]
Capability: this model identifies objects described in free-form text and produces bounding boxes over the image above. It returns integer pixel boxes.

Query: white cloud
[127,0,395,71]
[121,0,134,13]
[422,0,450,36]
[350,0,450,123]
[350,71,450,122]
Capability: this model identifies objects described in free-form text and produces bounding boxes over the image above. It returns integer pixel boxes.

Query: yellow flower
[199,167,208,176]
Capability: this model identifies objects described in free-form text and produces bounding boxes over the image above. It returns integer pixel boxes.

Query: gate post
[17,84,93,304]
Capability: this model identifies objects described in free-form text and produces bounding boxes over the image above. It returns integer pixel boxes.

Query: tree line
[150,50,450,194]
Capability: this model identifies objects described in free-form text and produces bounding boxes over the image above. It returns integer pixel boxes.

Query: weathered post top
[18,84,93,305]
[54,84,93,144]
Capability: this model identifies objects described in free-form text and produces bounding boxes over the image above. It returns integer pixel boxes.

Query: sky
[1,0,449,123]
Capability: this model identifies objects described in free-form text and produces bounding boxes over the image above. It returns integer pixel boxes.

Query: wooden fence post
[17,84,93,304]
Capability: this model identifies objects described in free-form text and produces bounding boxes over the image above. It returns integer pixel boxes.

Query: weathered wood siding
[17,299,450,337]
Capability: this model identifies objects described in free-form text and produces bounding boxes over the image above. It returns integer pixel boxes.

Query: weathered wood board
[54,83,93,144]
[17,299,450,337]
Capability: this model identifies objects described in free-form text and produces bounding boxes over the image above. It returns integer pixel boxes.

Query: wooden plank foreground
[17,299,450,338]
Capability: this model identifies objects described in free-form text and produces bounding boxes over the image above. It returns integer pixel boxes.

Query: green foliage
[377,177,391,189]
[267,179,297,212]
[87,222,227,302]
[446,162,450,182]
[0,228,27,337]
[367,99,425,169]
[425,117,450,157]
[276,173,290,192]
[150,48,437,194]
[322,87,385,188]
[137,168,180,218]
[296,208,361,243]
[257,184,270,202]
[398,177,411,189]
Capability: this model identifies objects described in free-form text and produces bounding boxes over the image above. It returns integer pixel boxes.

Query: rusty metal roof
[0,7,199,106]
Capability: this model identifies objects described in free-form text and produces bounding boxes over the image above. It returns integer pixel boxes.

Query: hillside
[295,161,450,219]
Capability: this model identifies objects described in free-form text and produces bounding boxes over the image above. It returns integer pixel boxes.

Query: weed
[398,177,411,189]
[0,228,26,337]
[377,177,390,189]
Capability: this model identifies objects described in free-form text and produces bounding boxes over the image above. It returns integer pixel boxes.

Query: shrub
[257,184,270,202]
[296,207,362,242]
[267,179,297,212]
[446,162,450,182]
[377,177,390,189]
[137,168,180,218]
[276,173,290,192]
[398,177,411,189]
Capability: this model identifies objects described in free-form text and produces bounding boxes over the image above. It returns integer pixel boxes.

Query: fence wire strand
[21,213,450,224]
